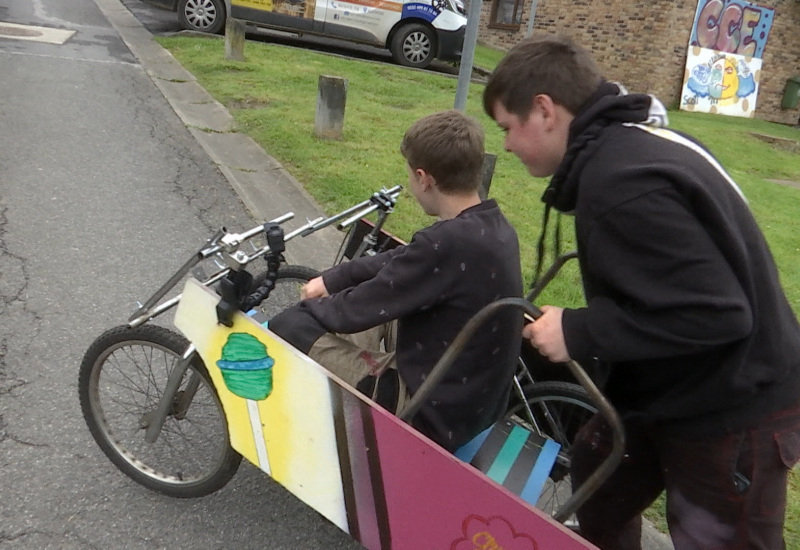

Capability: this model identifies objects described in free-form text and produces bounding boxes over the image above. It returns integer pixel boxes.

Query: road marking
[1,49,142,68]
[0,21,76,45]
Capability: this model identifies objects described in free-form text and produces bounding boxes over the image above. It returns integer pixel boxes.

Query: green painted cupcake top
[220,333,267,362]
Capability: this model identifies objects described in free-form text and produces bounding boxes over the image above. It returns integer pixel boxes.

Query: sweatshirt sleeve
[304,232,451,334]
[562,186,753,365]
[322,246,406,294]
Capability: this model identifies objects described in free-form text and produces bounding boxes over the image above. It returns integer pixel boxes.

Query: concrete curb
[92,0,341,270]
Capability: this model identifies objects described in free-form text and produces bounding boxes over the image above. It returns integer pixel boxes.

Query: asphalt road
[0,0,360,547]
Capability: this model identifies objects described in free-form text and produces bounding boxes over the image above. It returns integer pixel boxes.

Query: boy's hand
[523,305,570,363]
[301,277,330,300]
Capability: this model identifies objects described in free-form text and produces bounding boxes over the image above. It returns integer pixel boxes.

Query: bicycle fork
[143,344,201,444]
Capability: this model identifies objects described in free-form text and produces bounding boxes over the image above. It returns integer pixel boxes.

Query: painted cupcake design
[216,332,275,400]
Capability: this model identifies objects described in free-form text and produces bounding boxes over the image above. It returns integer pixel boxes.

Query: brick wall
[478,0,800,125]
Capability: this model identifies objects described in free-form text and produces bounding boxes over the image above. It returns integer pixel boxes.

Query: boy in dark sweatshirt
[484,35,800,550]
[270,110,523,452]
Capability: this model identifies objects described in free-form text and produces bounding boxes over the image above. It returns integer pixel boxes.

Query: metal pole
[479,152,496,199]
[454,0,484,111]
[525,0,538,37]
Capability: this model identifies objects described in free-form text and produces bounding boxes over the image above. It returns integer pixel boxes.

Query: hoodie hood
[543,82,668,213]
[528,82,667,289]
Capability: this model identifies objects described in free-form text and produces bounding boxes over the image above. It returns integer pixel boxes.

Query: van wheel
[178,0,226,35]
[391,23,436,69]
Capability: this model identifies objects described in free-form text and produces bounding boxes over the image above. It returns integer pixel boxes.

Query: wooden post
[480,153,497,199]
[315,75,347,140]
[225,18,246,62]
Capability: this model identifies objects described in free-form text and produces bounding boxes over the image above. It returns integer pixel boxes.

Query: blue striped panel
[519,437,561,505]
[244,309,268,327]
[484,425,529,484]
[454,426,492,463]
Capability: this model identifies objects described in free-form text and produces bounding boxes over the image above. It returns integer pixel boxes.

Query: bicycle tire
[249,264,320,320]
[79,324,241,498]
[504,381,597,521]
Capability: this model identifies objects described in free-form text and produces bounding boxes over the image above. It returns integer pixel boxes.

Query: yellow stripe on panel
[176,281,348,533]
[175,284,261,467]
[258,334,349,532]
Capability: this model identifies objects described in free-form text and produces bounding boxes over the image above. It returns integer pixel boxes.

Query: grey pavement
[91,0,342,271]
[90,1,676,548]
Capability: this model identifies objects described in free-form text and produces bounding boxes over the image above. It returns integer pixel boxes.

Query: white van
[143,0,467,69]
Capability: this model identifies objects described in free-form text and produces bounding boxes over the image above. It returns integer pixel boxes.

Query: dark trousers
[571,405,800,550]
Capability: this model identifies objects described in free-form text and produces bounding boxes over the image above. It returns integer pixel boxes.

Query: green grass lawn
[156,34,800,545]
[472,41,507,72]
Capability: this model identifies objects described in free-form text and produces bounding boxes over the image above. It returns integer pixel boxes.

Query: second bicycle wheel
[504,381,597,523]
[249,264,320,320]
[79,324,241,498]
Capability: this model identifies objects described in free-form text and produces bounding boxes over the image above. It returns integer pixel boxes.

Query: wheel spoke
[403,32,431,65]
[184,0,217,30]
[81,325,239,496]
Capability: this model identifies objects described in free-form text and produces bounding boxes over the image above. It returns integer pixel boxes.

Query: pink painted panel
[369,409,596,550]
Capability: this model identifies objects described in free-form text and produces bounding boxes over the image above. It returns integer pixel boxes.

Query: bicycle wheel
[249,264,320,320]
[504,381,597,522]
[79,324,241,498]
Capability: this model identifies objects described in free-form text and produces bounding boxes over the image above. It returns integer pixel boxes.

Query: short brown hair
[483,35,603,119]
[400,110,484,194]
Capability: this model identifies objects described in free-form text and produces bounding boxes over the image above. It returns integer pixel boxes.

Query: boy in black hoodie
[484,35,800,549]
[270,110,523,452]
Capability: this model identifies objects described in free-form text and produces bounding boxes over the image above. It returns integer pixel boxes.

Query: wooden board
[175,279,595,550]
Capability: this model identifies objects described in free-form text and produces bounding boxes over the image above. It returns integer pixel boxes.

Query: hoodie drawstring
[531,204,563,294]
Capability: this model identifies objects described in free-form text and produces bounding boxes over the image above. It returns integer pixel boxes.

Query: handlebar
[337,185,401,229]
[526,251,578,302]
[128,212,296,325]
[127,186,403,327]
[300,185,402,236]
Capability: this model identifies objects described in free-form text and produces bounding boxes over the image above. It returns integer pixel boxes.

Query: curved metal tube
[526,251,578,302]
[398,297,625,523]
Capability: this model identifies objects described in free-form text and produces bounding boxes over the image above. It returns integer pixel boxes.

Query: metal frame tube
[526,251,578,302]
[144,345,196,444]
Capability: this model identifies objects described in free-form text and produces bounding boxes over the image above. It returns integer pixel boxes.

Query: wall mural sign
[681,0,774,117]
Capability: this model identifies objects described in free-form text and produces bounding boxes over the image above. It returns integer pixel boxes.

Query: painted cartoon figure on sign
[687,53,756,105]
